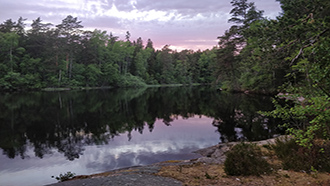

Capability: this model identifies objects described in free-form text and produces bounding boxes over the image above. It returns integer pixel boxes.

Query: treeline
[1,0,329,96]
[0,16,217,90]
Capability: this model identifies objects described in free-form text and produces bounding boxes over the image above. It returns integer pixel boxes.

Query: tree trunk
[58,69,62,85]
[9,44,13,72]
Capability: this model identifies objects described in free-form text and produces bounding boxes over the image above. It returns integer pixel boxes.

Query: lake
[0,86,282,186]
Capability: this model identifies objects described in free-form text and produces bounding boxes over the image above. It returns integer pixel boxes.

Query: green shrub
[272,137,330,172]
[117,74,147,87]
[224,143,271,176]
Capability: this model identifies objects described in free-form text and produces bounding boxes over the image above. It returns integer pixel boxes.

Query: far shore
[41,83,206,92]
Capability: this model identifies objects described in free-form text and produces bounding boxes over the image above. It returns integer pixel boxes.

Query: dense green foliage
[216,0,329,93]
[0,16,216,90]
[267,0,330,149]
[216,0,330,153]
[224,143,271,176]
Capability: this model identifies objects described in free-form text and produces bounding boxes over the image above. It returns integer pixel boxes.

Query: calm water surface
[0,87,282,186]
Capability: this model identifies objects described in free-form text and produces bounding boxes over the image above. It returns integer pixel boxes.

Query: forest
[0,0,329,94]
[0,15,217,90]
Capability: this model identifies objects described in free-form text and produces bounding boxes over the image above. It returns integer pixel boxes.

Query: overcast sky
[0,0,281,51]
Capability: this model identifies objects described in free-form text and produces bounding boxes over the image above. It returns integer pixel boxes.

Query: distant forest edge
[0,15,217,91]
[0,0,329,94]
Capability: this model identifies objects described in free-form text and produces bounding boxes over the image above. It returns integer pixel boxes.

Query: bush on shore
[272,137,330,172]
[224,143,271,176]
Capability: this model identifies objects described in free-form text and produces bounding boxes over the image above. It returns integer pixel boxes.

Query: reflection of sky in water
[0,116,219,186]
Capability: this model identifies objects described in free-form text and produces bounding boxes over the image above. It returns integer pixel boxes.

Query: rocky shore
[47,136,330,186]
[193,136,280,164]
[46,137,282,186]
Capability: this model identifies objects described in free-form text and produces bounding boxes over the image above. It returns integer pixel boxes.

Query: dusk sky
[1,0,282,51]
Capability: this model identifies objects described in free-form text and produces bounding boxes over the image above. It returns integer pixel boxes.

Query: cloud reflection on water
[0,116,218,186]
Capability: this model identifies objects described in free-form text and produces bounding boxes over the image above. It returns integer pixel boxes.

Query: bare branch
[289,29,329,65]
[290,48,303,65]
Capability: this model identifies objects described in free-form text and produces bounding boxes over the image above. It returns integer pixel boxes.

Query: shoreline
[48,136,283,185]
[47,135,330,186]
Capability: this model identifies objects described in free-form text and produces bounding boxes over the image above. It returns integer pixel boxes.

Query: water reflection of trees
[0,87,282,160]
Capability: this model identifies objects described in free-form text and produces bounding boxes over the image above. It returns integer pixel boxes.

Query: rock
[193,136,287,164]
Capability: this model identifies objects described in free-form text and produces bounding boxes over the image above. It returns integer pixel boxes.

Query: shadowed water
[0,86,282,186]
